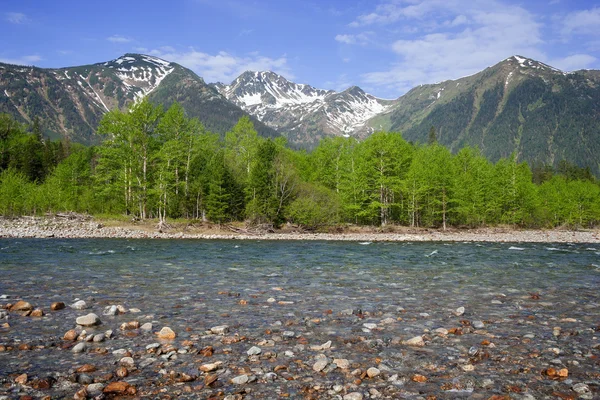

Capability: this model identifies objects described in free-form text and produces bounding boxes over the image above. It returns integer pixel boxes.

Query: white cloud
[0,54,41,66]
[335,32,373,45]
[354,1,546,94]
[550,54,597,71]
[5,12,29,24]
[148,48,293,83]
[107,35,132,43]
[561,7,600,37]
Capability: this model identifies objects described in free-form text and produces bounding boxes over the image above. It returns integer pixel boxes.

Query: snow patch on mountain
[105,54,174,100]
[216,71,395,137]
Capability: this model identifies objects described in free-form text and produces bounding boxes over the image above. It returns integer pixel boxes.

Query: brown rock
[199,362,221,372]
[10,301,33,312]
[18,344,31,351]
[412,374,428,383]
[30,309,44,317]
[103,381,136,395]
[204,374,218,386]
[157,326,176,339]
[120,321,140,330]
[15,373,28,384]
[115,366,128,378]
[73,388,87,400]
[200,346,214,357]
[558,368,569,377]
[50,302,65,311]
[76,364,96,373]
[31,377,53,390]
[63,329,78,341]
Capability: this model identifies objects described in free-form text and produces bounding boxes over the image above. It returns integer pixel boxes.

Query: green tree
[246,139,278,225]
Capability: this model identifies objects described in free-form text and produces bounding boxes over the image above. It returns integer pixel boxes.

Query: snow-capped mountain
[213,71,396,146]
[0,54,277,143]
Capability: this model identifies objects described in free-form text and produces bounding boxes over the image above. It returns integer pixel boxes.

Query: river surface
[0,239,599,399]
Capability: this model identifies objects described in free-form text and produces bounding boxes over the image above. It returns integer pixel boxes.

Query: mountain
[0,54,278,144]
[2,53,599,174]
[372,55,600,173]
[213,71,395,148]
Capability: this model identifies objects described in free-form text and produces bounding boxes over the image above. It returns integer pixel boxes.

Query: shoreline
[1,216,599,243]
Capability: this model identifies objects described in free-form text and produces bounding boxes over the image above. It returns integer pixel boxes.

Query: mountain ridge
[1,53,599,174]
[0,53,278,143]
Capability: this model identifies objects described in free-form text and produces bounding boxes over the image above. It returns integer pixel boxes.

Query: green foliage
[287,183,340,229]
[0,168,35,216]
[1,110,599,230]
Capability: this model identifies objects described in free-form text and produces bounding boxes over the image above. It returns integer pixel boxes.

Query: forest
[1,99,599,230]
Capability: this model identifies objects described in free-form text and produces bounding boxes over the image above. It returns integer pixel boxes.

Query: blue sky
[1,0,599,98]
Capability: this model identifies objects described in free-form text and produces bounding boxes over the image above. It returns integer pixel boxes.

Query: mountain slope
[213,71,395,148]
[375,56,600,173]
[0,54,278,143]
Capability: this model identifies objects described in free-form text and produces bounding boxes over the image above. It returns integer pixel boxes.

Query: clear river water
[0,239,598,399]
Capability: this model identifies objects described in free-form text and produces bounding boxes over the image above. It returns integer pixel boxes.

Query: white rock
[333,358,350,369]
[455,306,465,316]
[120,357,135,367]
[367,367,380,378]
[404,336,425,347]
[210,325,229,335]
[363,323,377,330]
[76,313,101,326]
[141,322,153,331]
[231,374,249,385]
[343,393,363,400]
[70,300,87,310]
[313,359,328,372]
[86,383,105,395]
[103,305,118,316]
[247,346,261,356]
[72,342,86,353]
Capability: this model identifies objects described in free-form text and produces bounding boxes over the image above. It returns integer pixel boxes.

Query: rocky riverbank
[0,216,599,243]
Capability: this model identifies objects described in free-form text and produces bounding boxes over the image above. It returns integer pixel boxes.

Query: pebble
[231,374,249,385]
[343,393,363,400]
[70,300,87,310]
[363,323,377,330]
[93,333,105,342]
[313,358,328,372]
[51,302,65,310]
[572,383,590,394]
[30,308,44,317]
[103,305,119,316]
[404,335,425,346]
[72,343,86,353]
[199,362,221,372]
[157,326,176,339]
[63,329,78,341]
[367,367,381,378]
[9,300,32,312]
[120,356,135,367]
[472,320,485,329]
[86,383,105,395]
[247,346,262,356]
[14,373,27,384]
[76,313,101,326]
[455,306,465,316]
[103,381,136,395]
[210,325,229,335]
[333,358,350,369]
[141,322,153,331]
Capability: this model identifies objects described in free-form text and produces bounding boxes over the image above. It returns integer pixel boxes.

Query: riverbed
[1,239,598,399]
